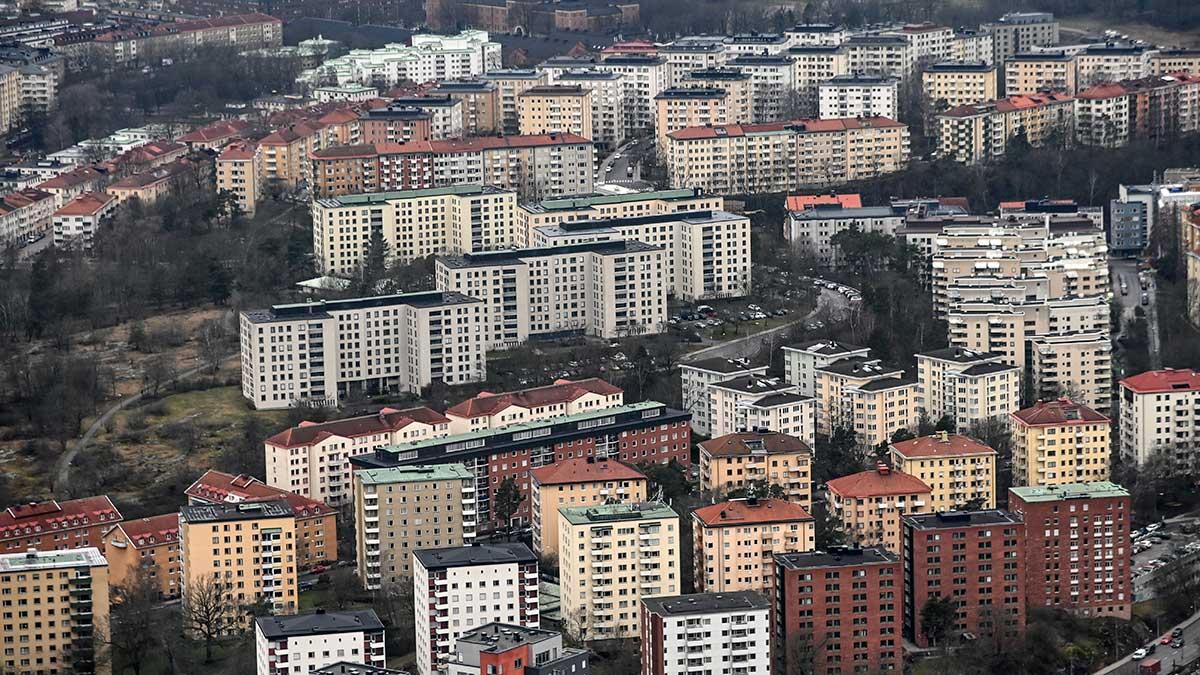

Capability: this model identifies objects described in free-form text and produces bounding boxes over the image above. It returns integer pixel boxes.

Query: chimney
[876,462,890,475]
[938,430,949,442]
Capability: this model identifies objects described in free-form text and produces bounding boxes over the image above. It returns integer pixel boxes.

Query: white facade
[785,25,848,47]
[255,613,386,675]
[784,206,903,267]
[298,30,501,87]
[680,359,768,436]
[554,71,628,148]
[313,84,379,103]
[818,75,899,120]
[642,593,771,675]
[709,376,816,447]
[1120,370,1200,466]
[844,37,916,79]
[726,55,796,123]
[595,55,669,133]
[781,340,871,396]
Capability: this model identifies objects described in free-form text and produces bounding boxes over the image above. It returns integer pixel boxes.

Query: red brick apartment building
[775,547,902,675]
[1008,482,1132,619]
[902,510,1026,648]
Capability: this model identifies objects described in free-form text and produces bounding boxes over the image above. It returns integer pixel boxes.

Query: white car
[1132,648,1149,660]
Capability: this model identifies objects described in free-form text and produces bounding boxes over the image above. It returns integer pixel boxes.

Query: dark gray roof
[776,546,898,569]
[959,362,1019,376]
[180,500,292,523]
[751,393,811,407]
[255,610,384,639]
[785,340,867,356]
[642,591,769,616]
[438,240,661,269]
[818,357,902,378]
[243,292,481,324]
[457,623,559,651]
[902,509,1022,530]
[682,357,765,374]
[711,375,794,395]
[856,376,916,391]
[313,664,408,675]
[916,347,999,363]
[415,543,536,569]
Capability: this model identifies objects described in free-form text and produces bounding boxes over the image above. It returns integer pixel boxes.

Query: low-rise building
[922,61,998,109]
[445,378,624,433]
[1119,368,1200,466]
[0,187,55,247]
[641,592,771,675]
[313,83,380,103]
[1011,398,1111,487]
[692,498,813,596]
[414,544,539,675]
[100,513,180,600]
[178,119,253,151]
[707,375,815,446]
[255,610,386,675]
[817,74,899,120]
[448,624,590,675]
[52,191,117,251]
[781,339,870,396]
[530,457,647,557]
[0,496,122,554]
[558,502,679,641]
[889,432,998,512]
[107,159,197,205]
[826,464,931,553]
[698,431,813,509]
[680,358,768,436]
[915,347,1021,430]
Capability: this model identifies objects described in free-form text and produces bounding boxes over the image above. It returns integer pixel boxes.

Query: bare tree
[183,575,234,663]
[197,318,231,374]
[141,354,178,396]
[109,564,161,675]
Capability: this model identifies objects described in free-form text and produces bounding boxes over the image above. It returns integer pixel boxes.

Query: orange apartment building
[100,513,181,600]
[826,464,931,553]
[691,497,813,597]
[698,431,814,509]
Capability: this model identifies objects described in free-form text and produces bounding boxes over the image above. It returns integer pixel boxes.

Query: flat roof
[1009,481,1129,502]
[356,464,473,485]
[789,205,895,220]
[180,500,293,523]
[414,543,535,569]
[438,240,660,268]
[528,187,703,212]
[457,622,558,651]
[256,610,384,639]
[782,340,868,355]
[643,591,769,616]
[0,547,107,572]
[559,501,677,525]
[681,357,767,374]
[903,509,1022,530]
[776,546,897,569]
[317,184,510,207]
[243,292,482,323]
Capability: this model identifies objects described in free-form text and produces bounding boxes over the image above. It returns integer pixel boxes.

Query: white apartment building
[554,70,627,149]
[1075,43,1156,86]
[788,45,851,115]
[708,375,816,447]
[817,74,899,120]
[239,293,488,410]
[516,187,724,242]
[18,63,56,113]
[723,33,792,56]
[434,240,667,347]
[888,23,956,62]
[444,377,624,434]
[844,35,916,79]
[726,55,796,122]
[786,24,848,47]
[1030,331,1112,413]
[1119,368,1200,467]
[0,187,54,247]
[915,347,1021,431]
[413,543,539,675]
[312,185,518,275]
[255,610,386,675]
[263,406,450,506]
[781,340,871,396]
[298,30,501,87]
[313,84,379,103]
[52,191,116,251]
[659,38,729,85]
[596,54,669,134]
[784,205,903,267]
[680,358,768,436]
[528,209,752,301]
[951,30,995,64]
[641,592,772,675]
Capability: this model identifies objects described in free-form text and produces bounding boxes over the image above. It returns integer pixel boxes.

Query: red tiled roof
[219,141,258,161]
[319,109,361,125]
[0,188,54,214]
[109,159,192,189]
[185,470,335,518]
[1011,398,1109,426]
[36,166,104,190]
[178,119,252,143]
[1077,83,1129,99]
[115,513,179,549]
[264,406,449,448]
[668,117,904,140]
[693,498,812,527]
[943,92,1073,118]
[54,191,114,217]
[0,496,122,542]
[826,467,930,498]
[786,193,862,211]
[891,433,996,458]
[699,431,811,458]
[530,457,645,486]
[1121,368,1200,394]
[446,378,622,419]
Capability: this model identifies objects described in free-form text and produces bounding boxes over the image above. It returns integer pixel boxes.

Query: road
[1111,257,1161,370]
[683,285,853,363]
[598,137,648,185]
[1095,609,1200,675]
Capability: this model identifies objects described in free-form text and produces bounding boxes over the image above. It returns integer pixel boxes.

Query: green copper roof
[322,184,507,207]
[559,502,678,525]
[1009,481,1129,502]
[356,463,474,485]
[532,188,701,212]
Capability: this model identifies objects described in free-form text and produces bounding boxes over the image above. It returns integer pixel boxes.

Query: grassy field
[1060,15,1200,47]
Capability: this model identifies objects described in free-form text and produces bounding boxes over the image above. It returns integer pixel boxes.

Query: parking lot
[1133,518,1200,598]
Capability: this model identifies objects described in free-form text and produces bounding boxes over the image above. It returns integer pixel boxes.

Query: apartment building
[594,54,668,133]
[1075,74,1200,149]
[826,464,931,553]
[530,457,647,556]
[641,592,771,675]
[52,191,117,251]
[922,61,998,109]
[99,513,179,600]
[311,185,518,274]
[238,293,487,411]
[707,375,815,446]
[725,55,795,122]
[559,502,679,641]
[414,543,539,675]
[179,501,298,622]
[1008,482,1131,618]
[787,46,851,116]
[356,104,436,145]
[1004,52,1077,95]
[666,117,910,194]
[818,74,899,120]
[654,88,730,151]
[429,80,501,135]
[1029,331,1113,412]
[1152,49,1200,75]
[915,347,1021,430]
[901,511,1026,648]
[0,548,110,675]
[784,205,904,267]
[0,187,55,247]
[1119,368,1200,466]
[480,69,548,133]
[444,378,624,434]
[517,85,594,141]
[81,13,282,67]
[946,303,1028,372]
[517,188,724,243]
[951,29,995,64]
[255,610,386,675]
[774,547,902,675]
[723,33,791,56]
[935,93,1074,164]
[0,496,122,554]
[781,340,870,396]
[434,241,667,345]
[298,30,500,88]
[547,71,625,151]
[698,431,813,509]
[216,141,261,216]
[680,358,768,435]
[1076,43,1156,86]
[1012,398,1112,488]
[185,470,337,570]
[814,357,919,444]
[692,498,813,596]
[786,24,848,47]
[354,464,476,590]
[660,38,728,85]
[448,624,589,675]
[889,433,998,512]
[984,12,1060,63]
[683,68,755,120]
[844,35,915,79]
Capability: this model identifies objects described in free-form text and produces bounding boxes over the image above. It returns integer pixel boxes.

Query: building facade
[888,433,998,512]
[99,513,181,601]
[698,431,813,509]
[1119,368,1200,466]
[529,457,647,556]
[692,498,814,597]
[255,610,386,675]
[0,496,122,554]
[641,592,771,675]
[826,465,931,553]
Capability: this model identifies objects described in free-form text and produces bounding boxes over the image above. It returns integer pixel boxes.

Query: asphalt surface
[598,137,648,184]
[1111,257,1161,371]
[1096,611,1200,675]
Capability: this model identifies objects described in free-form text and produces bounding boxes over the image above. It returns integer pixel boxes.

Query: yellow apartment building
[826,465,931,553]
[692,497,813,598]
[888,432,998,512]
[1011,398,1111,487]
[100,513,180,601]
[529,457,648,557]
[698,431,813,509]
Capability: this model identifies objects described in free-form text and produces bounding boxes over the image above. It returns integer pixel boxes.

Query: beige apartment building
[692,498,814,597]
[558,502,679,641]
[683,68,755,121]
[947,303,1028,371]
[936,92,1074,164]
[889,432,998,512]
[915,347,1021,431]
[1004,52,1077,95]
[1011,398,1111,487]
[0,65,21,135]
[179,501,298,627]
[444,377,624,434]
[100,513,181,601]
[239,293,487,411]
[922,62,998,109]
[0,548,110,675]
[1153,49,1200,75]
[480,69,549,134]
[529,457,648,556]
[826,465,931,553]
[216,141,261,216]
[312,184,518,275]
[1075,44,1156,86]
[1030,331,1112,412]
[665,117,910,194]
[698,431,813,509]
[516,187,723,240]
[353,464,476,590]
[434,240,667,346]
[814,357,919,444]
[553,70,627,149]
[429,80,501,135]
[517,85,594,140]
[654,88,730,151]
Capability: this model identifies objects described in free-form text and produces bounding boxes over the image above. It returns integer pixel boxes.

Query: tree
[814,427,864,482]
[493,476,523,529]
[182,575,233,663]
[920,594,957,646]
[197,318,231,374]
[356,226,390,296]
[813,501,846,549]
[637,459,690,501]
[108,565,161,675]
[141,354,177,396]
